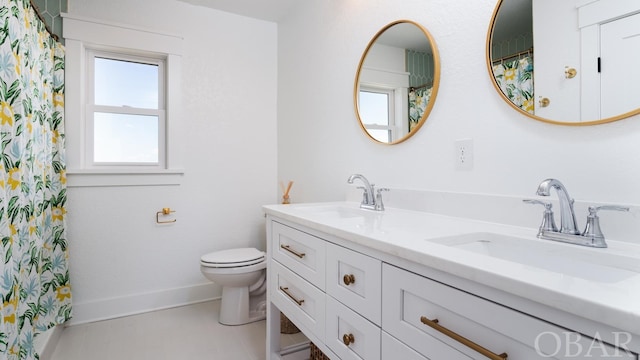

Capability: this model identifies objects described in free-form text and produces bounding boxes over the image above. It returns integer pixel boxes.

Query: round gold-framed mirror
[354,20,440,144]
[487,0,640,125]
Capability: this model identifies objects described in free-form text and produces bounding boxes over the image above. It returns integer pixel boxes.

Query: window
[86,52,165,166]
[359,88,396,143]
[63,15,183,186]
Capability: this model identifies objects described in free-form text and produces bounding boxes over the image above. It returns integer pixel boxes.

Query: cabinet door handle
[280,244,306,258]
[343,274,356,285]
[342,333,355,346]
[420,316,508,360]
[279,286,305,306]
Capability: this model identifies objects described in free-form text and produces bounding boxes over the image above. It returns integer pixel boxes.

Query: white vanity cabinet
[325,242,381,325]
[271,221,326,289]
[266,216,639,360]
[381,332,430,360]
[325,242,382,360]
[326,296,381,360]
[270,221,328,344]
[382,264,635,360]
[271,260,326,341]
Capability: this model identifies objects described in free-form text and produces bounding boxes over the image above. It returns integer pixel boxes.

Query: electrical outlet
[455,138,474,170]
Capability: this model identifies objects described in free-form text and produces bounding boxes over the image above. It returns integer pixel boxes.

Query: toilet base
[219,286,266,326]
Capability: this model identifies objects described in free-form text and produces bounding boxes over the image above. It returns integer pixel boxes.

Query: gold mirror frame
[354,20,440,144]
[486,0,640,126]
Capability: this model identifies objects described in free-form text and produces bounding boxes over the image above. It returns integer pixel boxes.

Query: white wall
[65,0,277,323]
[64,0,640,324]
[277,0,640,207]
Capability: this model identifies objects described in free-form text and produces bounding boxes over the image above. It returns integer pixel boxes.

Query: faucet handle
[582,205,629,246]
[374,188,389,211]
[589,205,629,214]
[523,199,550,208]
[355,186,369,204]
[356,184,375,192]
[356,185,376,206]
[523,199,558,233]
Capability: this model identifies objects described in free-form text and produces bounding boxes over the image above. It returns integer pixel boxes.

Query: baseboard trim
[36,325,63,360]
[69,283,219,325]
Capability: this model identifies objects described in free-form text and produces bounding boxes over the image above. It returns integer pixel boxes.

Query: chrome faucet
[347,174,388,211]
[535,178,580,234]
[525,178,629,248]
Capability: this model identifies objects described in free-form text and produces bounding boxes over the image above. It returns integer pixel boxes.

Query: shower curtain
[0,1,72,359]
[492,56,534,114]
[408,86,432,131]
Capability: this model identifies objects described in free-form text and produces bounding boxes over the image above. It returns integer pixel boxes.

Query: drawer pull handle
[280,244,306,258]
[420,316,508,360]
[279,286,305,306]
[342,333,355,346]
[343,274,356,285]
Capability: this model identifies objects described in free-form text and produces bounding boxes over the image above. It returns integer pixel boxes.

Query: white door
[600,12,640,118]
[532,0,582,121]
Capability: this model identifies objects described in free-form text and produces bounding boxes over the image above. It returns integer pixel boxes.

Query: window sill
[67,168,185,187]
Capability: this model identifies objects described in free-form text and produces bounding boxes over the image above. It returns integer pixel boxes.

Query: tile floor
[48,300,307,360]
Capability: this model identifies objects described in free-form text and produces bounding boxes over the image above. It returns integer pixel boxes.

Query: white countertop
[263,201,640,336]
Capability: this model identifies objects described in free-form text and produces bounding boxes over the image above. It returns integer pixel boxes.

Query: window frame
[359,86,398,143]
[63,14,184,187]
[85,50,166,168]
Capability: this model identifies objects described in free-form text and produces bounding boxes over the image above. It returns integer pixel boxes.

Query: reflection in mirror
[355,20,440,144]
[488,0,640,125]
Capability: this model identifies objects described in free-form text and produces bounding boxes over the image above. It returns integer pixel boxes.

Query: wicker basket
[279,312,300,334]
[310,342,331,360]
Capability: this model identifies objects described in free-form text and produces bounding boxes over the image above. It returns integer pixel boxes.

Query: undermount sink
[292,204,371,219]
[428,232,640,283]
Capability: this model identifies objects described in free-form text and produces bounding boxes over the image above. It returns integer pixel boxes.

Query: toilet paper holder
[156,207,176,224]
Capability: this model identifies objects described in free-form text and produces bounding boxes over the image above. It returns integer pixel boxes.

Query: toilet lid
[201,248,265,267]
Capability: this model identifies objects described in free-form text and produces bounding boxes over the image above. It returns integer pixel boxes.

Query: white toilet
[200,247,267,325]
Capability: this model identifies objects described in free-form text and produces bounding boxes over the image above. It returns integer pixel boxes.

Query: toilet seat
[200,248,265,268]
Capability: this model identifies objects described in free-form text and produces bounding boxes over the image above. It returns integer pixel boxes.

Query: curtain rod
[29,1,59,41]
[410,81,433,91]
[491,48,533,64]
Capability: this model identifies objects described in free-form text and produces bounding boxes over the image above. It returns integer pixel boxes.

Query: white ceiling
[376,23,433,53]
[177,0,299,22]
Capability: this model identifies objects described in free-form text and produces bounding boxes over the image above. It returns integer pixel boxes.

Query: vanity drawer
[270,260,325,342]
[326,296,381,360]
[382,332,430,360]
[382,264,635,360]
[271,221,326,290]
[326,242,382,325]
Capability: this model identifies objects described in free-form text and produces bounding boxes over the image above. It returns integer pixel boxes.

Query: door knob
[539,97,550,108]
